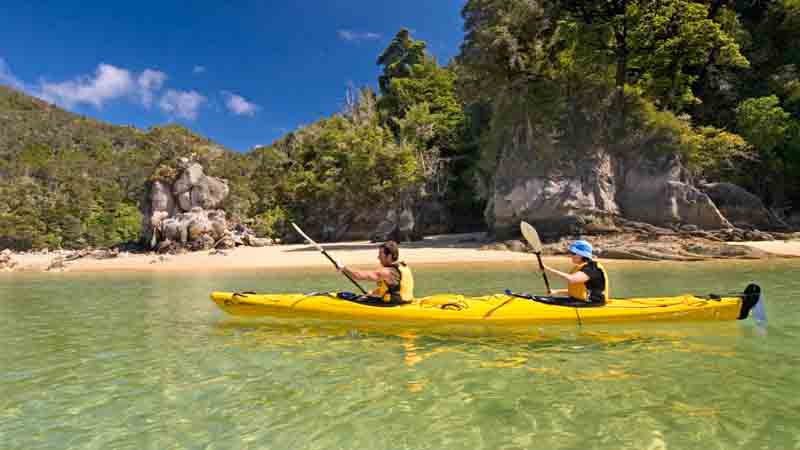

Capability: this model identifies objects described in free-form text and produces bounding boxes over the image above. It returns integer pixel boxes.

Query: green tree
[736,96,791,154]
[377,28,428,96]
[274,90,420,236]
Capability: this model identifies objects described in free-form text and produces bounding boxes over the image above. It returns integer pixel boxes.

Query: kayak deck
[209,291,747,325]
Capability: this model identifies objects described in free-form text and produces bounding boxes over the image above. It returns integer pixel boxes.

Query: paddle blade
[520,221,543,253]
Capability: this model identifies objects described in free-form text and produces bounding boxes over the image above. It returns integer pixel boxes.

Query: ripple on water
[1,263,799,449]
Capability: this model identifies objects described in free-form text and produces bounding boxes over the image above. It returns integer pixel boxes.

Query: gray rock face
[150,181,176,215]
[173,162,204,196]
[415,198,451,235]
[491,148,618,237]
[370,207,423,242]
[487,143,763,237]
[190,175,229,210]
[397,208,416,241]
[701,182,787,230]
[616,154,730,229]
[170,162,229,212]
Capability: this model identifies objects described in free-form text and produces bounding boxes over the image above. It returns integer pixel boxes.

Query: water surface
[1,260,798,449]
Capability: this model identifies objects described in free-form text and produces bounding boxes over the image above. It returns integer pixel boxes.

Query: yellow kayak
[210,284,762,326]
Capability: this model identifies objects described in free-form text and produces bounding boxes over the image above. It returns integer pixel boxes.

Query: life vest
[371,262,414,303]
[567,261,609,303]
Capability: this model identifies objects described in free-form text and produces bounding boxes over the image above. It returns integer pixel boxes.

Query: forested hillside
[2,0,798,250]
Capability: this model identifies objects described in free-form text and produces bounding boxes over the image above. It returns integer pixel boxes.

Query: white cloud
[159,89,207,120]
[39,63,135,108]
[0,57,25,90]
[337,30,382,42]
[222,90,259,116]
[2,59,209,120]
[137,69,167,107]
[193,65,206,74]
[37,63,169,110]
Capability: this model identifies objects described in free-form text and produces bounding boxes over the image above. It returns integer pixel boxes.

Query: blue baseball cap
[569,240,593,259]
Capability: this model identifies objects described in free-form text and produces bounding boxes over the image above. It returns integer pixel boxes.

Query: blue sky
[0,1,466,151]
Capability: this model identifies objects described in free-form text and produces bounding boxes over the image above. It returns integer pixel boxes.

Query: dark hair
[380,241,399,262]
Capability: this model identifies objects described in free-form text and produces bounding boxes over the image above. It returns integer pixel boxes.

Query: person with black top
[536,240,608,304]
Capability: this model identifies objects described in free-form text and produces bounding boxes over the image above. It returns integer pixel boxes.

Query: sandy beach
[8,234,534,273]
[733,240,800,257]
[5,233,799,274]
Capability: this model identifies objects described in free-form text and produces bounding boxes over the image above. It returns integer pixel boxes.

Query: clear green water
[1,260,799,450]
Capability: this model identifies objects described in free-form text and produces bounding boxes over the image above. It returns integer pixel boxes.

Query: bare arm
[538,264,589,284]
[341,266,395,283]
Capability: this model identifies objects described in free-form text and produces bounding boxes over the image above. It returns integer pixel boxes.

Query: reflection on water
[1,260,799,449]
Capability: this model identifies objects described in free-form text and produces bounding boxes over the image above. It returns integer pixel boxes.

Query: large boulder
[490,146,617,238]
[173,162,204,196]
[190,175,229,210]
[186,209,213,241]
[161,217,188,244]
[616,153,731,229]
[415,198,452,235]
[208,210,227,239]
[171,162,228,212]
[370,207,422,242]
[372,211,399,242]
[150,180,176,214]
[488,142,739,236]
[701,182,787,230]
[176,191,193,212]
[397,207,417,241]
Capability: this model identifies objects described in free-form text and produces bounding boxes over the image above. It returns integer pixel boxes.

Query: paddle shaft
[291,222,367,294]
[535,252,552,293]
[320,248,368,294]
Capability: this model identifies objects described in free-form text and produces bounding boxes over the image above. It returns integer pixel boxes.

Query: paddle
[520,221,551,294]
[291,222,367,294]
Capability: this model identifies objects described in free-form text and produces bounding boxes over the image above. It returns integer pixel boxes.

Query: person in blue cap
[537,240,608,304]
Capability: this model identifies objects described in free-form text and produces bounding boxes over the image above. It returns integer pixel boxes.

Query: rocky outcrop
[491,145,619,238]
[370,197,454,242]
[616,153,731,229]
[0,249,17,271]
[371,207,420,242]
[487,143,770,238]
[142,158,273,252]
[701,182,787,230]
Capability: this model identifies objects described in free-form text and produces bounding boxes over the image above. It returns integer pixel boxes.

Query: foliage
[377,28,428,96]
[273,90,420,231]
[457,0,800,215]
[251,206,288,238]
[736,96,792,155]
[0,86,254,250]
[4,0,800,250]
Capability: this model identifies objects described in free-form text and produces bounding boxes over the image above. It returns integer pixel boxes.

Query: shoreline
[3,233,799,274]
